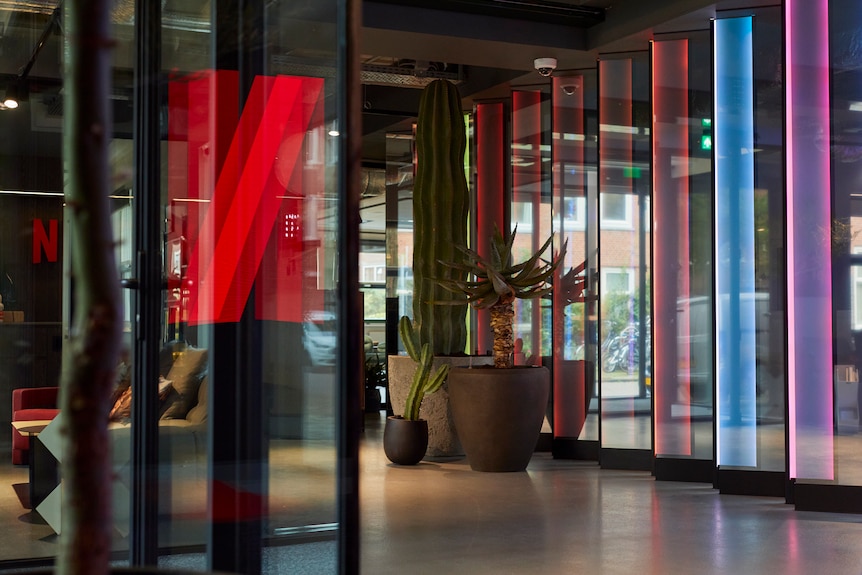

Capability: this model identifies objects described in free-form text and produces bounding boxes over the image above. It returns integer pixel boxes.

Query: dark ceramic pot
[449,366,550,472]
[383,416,429,465]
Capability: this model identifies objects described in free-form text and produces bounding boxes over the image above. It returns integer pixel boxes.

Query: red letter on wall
[33,219,59,263]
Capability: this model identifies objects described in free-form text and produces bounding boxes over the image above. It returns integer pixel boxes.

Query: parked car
[303,310,337,365]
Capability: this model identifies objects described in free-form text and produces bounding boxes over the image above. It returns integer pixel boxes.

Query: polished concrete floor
[360,414,862,575]
[2,414,862,573]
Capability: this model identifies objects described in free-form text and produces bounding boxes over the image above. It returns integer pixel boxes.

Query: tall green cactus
[413,79,469,356]
[400,316,450,421]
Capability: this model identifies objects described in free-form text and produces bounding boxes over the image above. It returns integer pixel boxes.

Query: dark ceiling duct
[371,0,605,28]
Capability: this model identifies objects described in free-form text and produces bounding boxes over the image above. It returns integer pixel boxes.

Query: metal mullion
[130,0,162,565]
[338,0,363,571]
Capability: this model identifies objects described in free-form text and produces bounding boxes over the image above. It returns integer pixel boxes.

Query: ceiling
[358,0,717,163]
[0,0,782,232]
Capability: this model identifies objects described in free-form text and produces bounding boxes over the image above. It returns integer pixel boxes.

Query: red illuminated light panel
[652,39,691,456]
[474,101,507,354]
[551,76,587,438]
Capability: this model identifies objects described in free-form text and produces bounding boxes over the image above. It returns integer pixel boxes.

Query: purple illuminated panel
[786,0,834,480]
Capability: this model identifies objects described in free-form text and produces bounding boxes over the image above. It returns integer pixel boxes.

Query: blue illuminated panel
[714,17,756,468]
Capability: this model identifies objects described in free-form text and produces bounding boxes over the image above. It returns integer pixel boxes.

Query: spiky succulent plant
[435,225,566,368]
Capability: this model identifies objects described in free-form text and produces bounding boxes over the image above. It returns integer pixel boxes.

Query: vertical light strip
[599,57,635,444]
[512,90,544,359]
[786,0,834,480]
[551,76,586,438]
[551,75,588,437]
[475,102,506,355]
[714,17,756,467]
[652,39,690,456]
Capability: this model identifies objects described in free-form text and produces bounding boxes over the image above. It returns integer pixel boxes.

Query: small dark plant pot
[383,416,429,465]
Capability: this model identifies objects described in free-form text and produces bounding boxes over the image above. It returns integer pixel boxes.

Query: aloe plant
[399,316,450,420]
[436,225,566,368]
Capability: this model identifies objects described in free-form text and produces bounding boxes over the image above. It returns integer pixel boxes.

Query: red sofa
[12,386,60,465]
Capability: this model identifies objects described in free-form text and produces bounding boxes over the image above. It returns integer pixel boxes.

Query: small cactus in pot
[383,317,451,465]
[398,316,450,420]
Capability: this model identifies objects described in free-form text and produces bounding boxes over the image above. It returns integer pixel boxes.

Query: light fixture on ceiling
[1,84,19,110]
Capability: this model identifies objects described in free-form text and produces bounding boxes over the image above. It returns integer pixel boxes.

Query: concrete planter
[388,355,492,459]
[449,365,550,472]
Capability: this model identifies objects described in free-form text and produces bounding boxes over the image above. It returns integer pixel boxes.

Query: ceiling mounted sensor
[560,78,581,96]
[534,57,557,77]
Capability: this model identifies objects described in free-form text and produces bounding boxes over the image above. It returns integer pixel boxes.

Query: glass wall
[790,0,862,503]
[0,0,353,570]
[652,31,714,477]
[828,0,862,490]
[597,53,652,458]
[713,8,786,491]
[550,71,599,447]
[511,88,552,363]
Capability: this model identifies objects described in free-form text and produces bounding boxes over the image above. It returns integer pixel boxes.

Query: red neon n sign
[33,219,59,263]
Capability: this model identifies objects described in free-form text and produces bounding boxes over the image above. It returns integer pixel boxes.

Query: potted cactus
[435,225,566,471]
[388,78,487,458]
[383,317,450,465]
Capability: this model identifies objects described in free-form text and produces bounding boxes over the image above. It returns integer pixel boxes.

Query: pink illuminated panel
[652,39,691,456]
[786,0,834,480]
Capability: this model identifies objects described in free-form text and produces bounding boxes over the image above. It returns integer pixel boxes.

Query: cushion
[158,341,189,377]
[160,346,208,420]
[184,375,208,425]
[110,386,132,422]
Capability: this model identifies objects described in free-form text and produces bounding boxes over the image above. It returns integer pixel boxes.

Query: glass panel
[263,0,340,556]
[551,71,598,441]
[816,0,862,486]
[159,0,343,567]
[653,33,715,462]
[714,8,786,474]
[0,1,137,559]
[512,89,551,364]
[386,131,415,354]
[598,54,652,452]
[475,101,507,355]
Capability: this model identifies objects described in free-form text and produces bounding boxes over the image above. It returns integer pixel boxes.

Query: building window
[563,196,586,230]
[602,267,634,296]
[600,192,633,229]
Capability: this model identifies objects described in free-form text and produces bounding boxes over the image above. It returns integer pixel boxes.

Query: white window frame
[562,196,586,231]
[600,191,633,230]
[601,267,635,297]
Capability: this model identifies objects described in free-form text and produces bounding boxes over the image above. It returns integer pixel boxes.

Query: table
[11,420,58,509]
